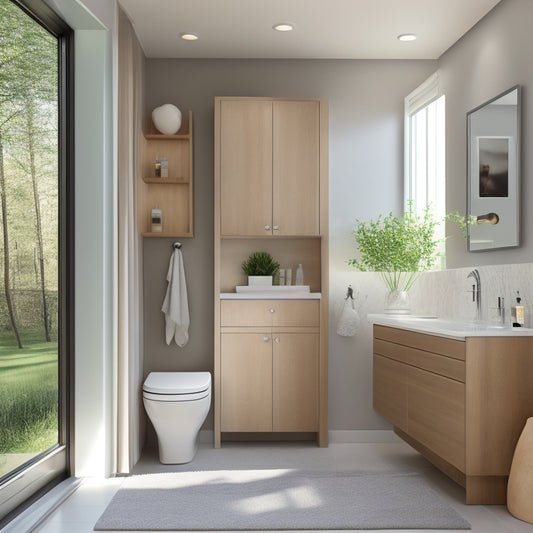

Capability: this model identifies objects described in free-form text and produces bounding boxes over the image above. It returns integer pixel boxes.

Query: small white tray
[236,285,310,293]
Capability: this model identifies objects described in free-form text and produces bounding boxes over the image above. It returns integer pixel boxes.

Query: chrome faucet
[467,269,481,321]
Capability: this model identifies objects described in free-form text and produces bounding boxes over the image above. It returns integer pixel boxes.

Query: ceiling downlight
[180,32,199,41]
[273,22,295,32]
[397,33,417,42]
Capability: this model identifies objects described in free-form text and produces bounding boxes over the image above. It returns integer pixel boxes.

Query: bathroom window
[0,0,72,523]
[405,73,446,266]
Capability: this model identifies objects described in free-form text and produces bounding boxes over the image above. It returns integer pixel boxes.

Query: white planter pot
[248,276,273,287]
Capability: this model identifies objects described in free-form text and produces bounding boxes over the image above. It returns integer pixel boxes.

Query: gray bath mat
[94,469,470,530]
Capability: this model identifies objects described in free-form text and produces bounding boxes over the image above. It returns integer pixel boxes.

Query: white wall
[441,0,533,268]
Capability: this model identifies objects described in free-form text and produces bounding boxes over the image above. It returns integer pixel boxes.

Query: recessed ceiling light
[273,22,295,32]
[397,33,417,42]
[180,32,199,41]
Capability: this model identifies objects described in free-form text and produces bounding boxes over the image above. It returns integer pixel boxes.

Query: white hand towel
[161,248,190,347]
[336,296,359,337]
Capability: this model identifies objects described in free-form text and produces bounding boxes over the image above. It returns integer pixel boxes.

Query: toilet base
[158,433,199,464]
[143,394,210,466]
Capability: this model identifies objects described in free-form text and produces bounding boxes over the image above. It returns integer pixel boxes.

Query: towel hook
[173,241,182,250]
[345,285,354,300]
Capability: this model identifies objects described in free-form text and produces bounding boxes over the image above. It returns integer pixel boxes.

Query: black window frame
[0,0,74,524]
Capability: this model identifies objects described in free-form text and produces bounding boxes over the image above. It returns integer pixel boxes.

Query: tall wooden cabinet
[214,97,328,448]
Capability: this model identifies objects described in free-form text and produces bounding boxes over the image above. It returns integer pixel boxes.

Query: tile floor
[23,441,533,532]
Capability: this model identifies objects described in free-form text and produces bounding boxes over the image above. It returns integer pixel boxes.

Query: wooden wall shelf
[138,110,193,237]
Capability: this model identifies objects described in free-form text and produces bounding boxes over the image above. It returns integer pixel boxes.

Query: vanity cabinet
[218,98,320,236]
[373,324,533,504]
[219,300,319,433]
[138,111,193,237]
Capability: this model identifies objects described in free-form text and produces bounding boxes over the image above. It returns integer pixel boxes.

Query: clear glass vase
[384,290,411,314]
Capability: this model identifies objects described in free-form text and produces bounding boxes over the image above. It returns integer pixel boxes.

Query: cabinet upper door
[220,100,273,236]
[273,101,320,236]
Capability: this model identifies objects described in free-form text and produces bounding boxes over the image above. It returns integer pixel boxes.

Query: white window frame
[404,72,446,267]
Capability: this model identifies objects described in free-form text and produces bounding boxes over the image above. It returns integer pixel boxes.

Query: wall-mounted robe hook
[173,242,182,250]
[345,285,354,300]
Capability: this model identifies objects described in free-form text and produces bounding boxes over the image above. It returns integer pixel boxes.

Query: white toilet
[142,371,211,464]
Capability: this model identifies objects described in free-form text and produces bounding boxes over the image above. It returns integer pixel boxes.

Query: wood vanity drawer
[374,325,465,361]
[220,299,319,327]
[374,338,465,382]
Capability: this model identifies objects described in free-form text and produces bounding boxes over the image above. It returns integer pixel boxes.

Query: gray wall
[143,59,436,431]
[441,0,533,268]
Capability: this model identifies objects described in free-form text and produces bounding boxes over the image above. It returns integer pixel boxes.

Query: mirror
[467,86,520,251]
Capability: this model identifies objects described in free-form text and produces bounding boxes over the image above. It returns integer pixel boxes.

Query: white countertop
[220,292,321,300]
[368,314,533,340]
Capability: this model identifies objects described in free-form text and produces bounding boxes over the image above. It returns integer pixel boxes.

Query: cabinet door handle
[273,225,279,231]
[269,308,275,313]
[263,336,270,342]
[264,225,271,231]
[274,337,280,343]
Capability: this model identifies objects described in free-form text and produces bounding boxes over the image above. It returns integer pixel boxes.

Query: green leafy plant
[348,203,473,292]
[241,251,280,277]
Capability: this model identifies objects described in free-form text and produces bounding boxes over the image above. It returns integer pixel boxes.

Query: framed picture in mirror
[467,86,520,251]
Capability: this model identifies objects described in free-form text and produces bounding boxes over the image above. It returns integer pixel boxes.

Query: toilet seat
[143,372,211,402]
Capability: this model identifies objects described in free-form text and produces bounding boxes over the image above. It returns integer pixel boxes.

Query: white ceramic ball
[152,104,182,135]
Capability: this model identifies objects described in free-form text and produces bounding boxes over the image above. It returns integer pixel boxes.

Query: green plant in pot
[242,251,280,287]
[348,203,445,314]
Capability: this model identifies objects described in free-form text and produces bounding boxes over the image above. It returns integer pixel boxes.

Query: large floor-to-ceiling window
[0,0,72,523]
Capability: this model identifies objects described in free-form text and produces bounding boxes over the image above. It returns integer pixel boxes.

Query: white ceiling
[119,0,502,60]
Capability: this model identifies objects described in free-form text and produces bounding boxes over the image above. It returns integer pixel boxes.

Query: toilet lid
[143,372,211,395]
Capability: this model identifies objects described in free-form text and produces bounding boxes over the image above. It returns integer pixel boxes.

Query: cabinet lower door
[373,355,408,432]
[273,333,319,432]
[408,366,465,471]
[220,333,273,431]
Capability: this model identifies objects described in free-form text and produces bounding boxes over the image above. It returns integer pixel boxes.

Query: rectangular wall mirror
[467,85,520,251]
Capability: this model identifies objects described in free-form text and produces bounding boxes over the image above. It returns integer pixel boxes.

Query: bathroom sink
[369,314,533,339]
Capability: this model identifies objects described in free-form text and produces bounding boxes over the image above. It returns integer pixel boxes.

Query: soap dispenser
[511,291,525,328]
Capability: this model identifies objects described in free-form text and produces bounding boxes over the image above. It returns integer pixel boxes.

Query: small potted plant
[241,251,280,286]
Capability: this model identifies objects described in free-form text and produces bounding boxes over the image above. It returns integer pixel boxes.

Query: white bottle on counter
[295,264,304,285]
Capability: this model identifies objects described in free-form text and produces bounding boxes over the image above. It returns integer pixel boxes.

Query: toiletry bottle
[285,268,292,286]
[295,264,304,285]
[160,157,168,178]
[511,291,525,328]
[151,208,163,233]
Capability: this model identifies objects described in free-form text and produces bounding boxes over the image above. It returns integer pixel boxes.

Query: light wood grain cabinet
[373,355,407,432]
[219,98,320,236]
[219,299,320,434]
[373,324,533,504]
[220,333,273,432]
[214,96,329,449]
[220,329,319,433]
